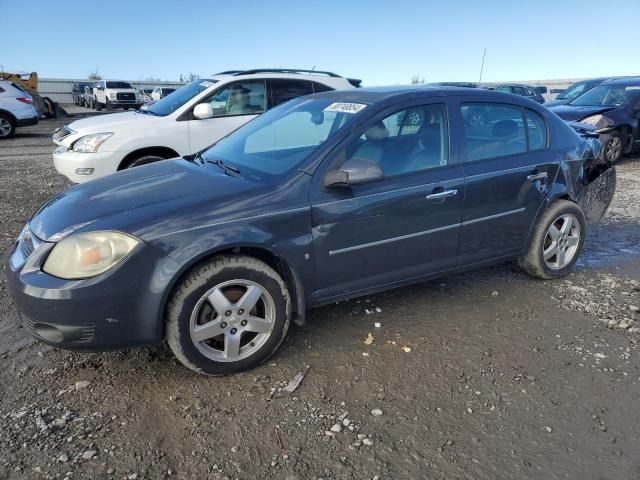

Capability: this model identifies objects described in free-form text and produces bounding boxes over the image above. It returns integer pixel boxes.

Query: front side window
[270,80,313,107]
[461,104,527,161]
[340,104,449,177]
[201,97,360,177]
[147,79,216,116]
[206,81,266,117]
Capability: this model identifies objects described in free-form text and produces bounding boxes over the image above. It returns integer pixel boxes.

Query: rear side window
[312,82,333,93]
[461,104,526,161]
[525,109,548,150]
[270,80,313,107]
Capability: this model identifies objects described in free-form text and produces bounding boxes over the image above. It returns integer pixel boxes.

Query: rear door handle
[426,189,458,200]
[527,172,548,182]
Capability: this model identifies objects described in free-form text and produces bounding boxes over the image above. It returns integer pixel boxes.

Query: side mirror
[324,157,384,188]
[193,103,214,120]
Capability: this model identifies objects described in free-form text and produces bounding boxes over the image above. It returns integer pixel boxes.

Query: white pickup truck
[93,80,142,111]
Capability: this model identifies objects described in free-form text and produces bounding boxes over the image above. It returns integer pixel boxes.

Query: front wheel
[166,255,291,375]
[518,200,586,279]
[95,100,103,111]
[602,132,623,164]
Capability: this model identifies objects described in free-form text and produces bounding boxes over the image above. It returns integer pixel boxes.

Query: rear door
[186,80,266,152]
[455,100,558,266]
[309,100,464,301]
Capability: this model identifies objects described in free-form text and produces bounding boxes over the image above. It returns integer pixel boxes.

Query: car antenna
[478,48,487,83]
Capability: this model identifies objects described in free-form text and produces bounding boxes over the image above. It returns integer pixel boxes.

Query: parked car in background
[93,80,142,111]
[139,88,154,104]
[83,85,96,109]
[493,84,545,103]
[544,77,619,107]
[151,86,176,101]
[52,69,360,182]
[72,82,94,106]
[10,86,613,374]
[549,77,640,164]
[0,80,38,139]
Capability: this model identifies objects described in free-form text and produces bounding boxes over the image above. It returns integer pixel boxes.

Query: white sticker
[324,102,367,114]
[625,86,640,90]
[200,81,214,88]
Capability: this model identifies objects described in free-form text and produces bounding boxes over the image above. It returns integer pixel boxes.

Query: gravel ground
[1,114,640,480]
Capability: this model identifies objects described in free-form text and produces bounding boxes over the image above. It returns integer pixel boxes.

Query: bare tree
[410,74,425,84]
[180,72,200,82]
[88,69,102,81]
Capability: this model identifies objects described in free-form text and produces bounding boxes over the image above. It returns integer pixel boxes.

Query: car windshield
[201,97,363,177]
[147,79,216,116]
[570,84,638,107]
[557,81,588,100]
[106,81,133,89]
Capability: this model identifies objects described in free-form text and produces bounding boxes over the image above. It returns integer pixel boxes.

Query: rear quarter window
[525,109,548,150]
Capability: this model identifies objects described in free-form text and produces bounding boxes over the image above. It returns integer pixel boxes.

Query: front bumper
[106,99,140,107]
[53,146,122,183]
[6,229,177,351]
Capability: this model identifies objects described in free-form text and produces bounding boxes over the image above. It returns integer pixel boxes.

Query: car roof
[600,77,640,86]
[308,84,544,106]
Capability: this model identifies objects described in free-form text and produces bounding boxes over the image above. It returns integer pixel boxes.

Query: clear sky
[2,0,638,85]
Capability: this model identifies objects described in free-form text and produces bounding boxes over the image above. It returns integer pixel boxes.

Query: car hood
[548,104,616,122]
[28,159,270,242]
[67,111,159,134]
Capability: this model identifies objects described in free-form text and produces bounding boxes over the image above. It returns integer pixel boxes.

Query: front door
[456,101,558,266]
[309,101,464,302]
[187,80,266,153]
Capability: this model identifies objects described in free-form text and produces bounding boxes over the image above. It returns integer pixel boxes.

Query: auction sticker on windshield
[324,103,367,114]
[200,81,215,88]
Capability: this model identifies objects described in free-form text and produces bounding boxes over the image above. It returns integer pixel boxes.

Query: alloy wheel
[605,136,622,163]
[543,213,581,270]
[189,279,276,362]
[0,118,12,137]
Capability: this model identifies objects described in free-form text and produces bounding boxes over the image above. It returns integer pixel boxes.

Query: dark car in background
[493,84,545,103]
[72,82,94,106]
[544,77,619,108]
[8,86,612,375]
[549,77,640,163]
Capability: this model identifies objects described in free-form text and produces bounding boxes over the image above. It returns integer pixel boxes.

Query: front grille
[116,93,135,101]
[52,126,74,142]
[19,227,42,259]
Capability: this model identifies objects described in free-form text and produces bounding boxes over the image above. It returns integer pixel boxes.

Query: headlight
[108,92,117,99]
[71,133,113,153]
[43,231,140,279]
[580,114,603,126]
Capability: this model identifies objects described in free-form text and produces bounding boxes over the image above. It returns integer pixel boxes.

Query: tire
[95,100,103,111]
[123,106,129,110]
[105,99,111,111]
[602,131,623,164]
[0,113,16,139]
[122,154,166,169]
[518,200,586,279]
[166,254,291,375]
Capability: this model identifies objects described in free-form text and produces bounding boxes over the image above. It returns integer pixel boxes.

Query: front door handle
[426,189,458,200]
[527,172,548,182]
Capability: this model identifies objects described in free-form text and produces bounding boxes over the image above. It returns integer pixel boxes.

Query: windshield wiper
[206,158,240,176]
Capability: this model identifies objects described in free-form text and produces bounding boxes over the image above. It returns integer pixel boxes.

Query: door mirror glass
[193,103,214,120]
[325,158,383,188]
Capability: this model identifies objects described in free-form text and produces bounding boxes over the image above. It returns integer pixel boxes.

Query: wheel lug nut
[238,309,244,315]
[230,328,237,335]
[241,320,247,326]
[225,310,232,316]
[220,322,227,329]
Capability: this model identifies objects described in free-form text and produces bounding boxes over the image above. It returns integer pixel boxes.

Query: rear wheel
[518,200,586,279]
[0,114,15,139]
[166,255,291,375]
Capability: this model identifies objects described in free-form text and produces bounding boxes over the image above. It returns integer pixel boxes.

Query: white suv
[0,80,39,139]
[52,69,360,182]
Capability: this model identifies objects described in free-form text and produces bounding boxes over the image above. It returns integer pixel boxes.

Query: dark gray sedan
[7,86,614,375]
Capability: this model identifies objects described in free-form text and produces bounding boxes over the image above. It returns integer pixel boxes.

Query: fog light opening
[33,323,64,343]
[75,168,95,176]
